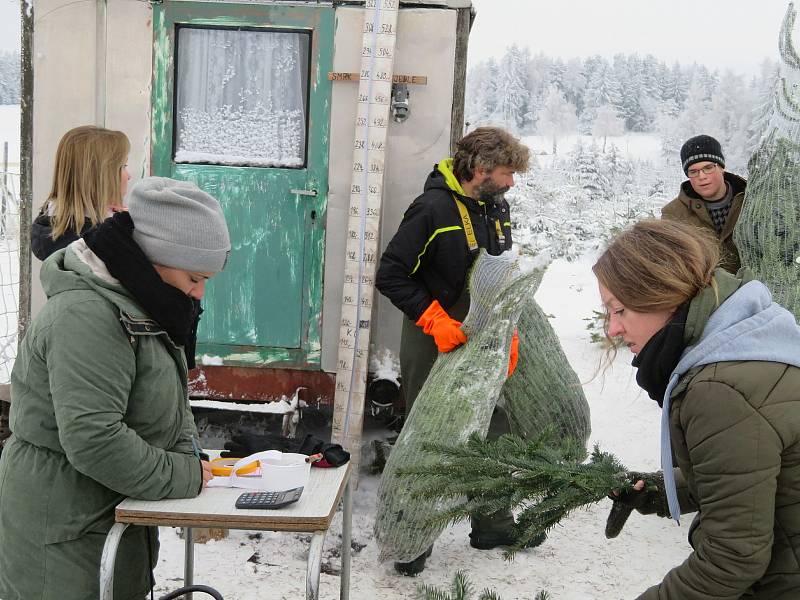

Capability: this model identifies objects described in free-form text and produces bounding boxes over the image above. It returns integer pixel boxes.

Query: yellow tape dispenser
[210,457,260,477]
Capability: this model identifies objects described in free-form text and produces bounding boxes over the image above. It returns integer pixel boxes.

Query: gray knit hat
[128,177,230,273]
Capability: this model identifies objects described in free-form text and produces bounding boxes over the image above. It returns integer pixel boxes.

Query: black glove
[220,431,296,458]
[221,431,350,467]
[605,471,669,539]
[297,434,351,467]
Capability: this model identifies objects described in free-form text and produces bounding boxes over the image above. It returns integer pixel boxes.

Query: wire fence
[0,161,20,387]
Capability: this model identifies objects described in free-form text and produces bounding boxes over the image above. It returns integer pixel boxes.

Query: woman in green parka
[0,177,231,600]
[594,219,800,599]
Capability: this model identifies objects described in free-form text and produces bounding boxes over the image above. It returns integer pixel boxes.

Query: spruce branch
[416,570,550,600]
[400,430,628,557]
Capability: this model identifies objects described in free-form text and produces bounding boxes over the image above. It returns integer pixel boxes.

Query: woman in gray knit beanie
[127,176,231,297]
[0,177,230,599]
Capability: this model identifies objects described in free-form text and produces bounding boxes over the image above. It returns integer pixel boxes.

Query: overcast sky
[468,0,791,75]
[0,0,792,75]
[0,0,20,53]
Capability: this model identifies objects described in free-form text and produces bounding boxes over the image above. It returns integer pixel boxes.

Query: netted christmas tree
[374,249,592,562]
[735,2,800,319]
[374,250,545,562]
[500,297,591,445]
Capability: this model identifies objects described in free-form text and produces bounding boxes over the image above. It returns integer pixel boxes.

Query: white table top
[115,463,350,532]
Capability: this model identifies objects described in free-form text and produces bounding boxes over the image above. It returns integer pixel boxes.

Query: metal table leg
[340,480,352,600]
[99,522,130,600]
[185,527,194,600]
[306,531,327,600]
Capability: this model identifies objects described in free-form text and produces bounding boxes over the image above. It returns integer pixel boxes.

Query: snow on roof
[405,0,472,6]
[185,1,473,12]
[334,0,472,7]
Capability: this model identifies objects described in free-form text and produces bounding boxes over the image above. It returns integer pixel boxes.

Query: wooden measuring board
[332,0,399,477]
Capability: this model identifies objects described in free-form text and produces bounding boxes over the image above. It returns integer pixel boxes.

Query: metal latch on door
[291,189,318,197]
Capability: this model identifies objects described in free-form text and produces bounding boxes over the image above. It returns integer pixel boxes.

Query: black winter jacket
[31,212,93,261]
[376,165,512,321]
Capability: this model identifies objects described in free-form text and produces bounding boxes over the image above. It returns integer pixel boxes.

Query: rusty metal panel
[190,365,335,404]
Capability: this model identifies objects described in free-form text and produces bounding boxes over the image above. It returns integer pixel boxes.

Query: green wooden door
[151,2,333,368]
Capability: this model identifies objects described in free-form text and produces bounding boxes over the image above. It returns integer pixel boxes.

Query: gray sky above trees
[0,0,790,71]
[468,0,789,75]
[0,0,20,53]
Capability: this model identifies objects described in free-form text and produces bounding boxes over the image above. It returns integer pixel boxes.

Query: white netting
[374,251,545,562]
[735,3,800,319]
[500,296,591,444]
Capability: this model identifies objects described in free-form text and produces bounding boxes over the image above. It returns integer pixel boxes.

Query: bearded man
[375,127,531,574]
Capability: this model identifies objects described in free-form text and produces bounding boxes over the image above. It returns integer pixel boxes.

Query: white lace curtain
[175,27,309,167]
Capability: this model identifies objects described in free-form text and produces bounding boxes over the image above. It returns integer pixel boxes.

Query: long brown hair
[47,125,130,239]
[593,219,720,358]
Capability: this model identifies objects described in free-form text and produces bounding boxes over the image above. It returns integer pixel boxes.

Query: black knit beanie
[680,135,725,174]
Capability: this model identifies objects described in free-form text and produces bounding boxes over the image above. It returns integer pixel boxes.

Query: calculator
[235,487,304,510]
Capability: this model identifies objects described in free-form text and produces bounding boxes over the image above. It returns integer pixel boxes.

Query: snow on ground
[153,252,691,600]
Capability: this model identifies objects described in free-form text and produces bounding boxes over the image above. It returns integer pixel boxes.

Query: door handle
[290,189,318,197]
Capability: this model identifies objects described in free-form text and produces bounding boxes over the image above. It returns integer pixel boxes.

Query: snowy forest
[0,52,20,105]
[466,47,780,260]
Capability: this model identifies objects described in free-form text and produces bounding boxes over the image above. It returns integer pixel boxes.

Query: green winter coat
[0,244,203,600]
[660,172,747,274]
[638,270,800,599]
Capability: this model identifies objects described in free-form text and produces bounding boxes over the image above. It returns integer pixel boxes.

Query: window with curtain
[174,26,310,168]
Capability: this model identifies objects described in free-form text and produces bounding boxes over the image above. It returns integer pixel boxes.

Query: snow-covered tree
[536,86,577,157]
[496,45,530,131]
[466,58,500,126]
[572,140,611,208]
[747,58,780,154]
[465,48,770,163]
[561,57,587,113]
[0,52,20,105]
[580,61,623,134]
[663,62,689,109]
[707,70,753,174]
[676,79,712,138]
[591,104,624,152]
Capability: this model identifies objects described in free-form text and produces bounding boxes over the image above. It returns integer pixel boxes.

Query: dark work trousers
[398,291,510,436]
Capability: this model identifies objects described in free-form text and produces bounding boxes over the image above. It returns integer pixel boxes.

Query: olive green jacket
[0,243,202,600]
[660,172,747,274]
[638,270,800,599]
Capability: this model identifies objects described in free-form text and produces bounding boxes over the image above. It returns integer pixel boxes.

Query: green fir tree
[401,430,628,557]
[416,570,551,600]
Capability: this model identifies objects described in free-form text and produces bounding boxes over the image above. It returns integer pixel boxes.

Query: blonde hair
[592,219,720,360]
[452,127,530,182]
[47,125,130,240]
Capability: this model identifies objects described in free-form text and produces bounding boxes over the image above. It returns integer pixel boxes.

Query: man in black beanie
[661,134,747,273]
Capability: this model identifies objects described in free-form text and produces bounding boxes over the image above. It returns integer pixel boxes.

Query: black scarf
[82,212,202,369]
[630,303,690,407]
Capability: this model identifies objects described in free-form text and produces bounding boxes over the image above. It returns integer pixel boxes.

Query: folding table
[99,463,352,600]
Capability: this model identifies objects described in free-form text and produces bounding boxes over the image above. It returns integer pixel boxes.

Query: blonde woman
[31,125,131,260]
[594,219,800,599]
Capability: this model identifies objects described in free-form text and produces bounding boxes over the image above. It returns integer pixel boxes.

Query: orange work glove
[507,330,519,377]
[415,300,468,353]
